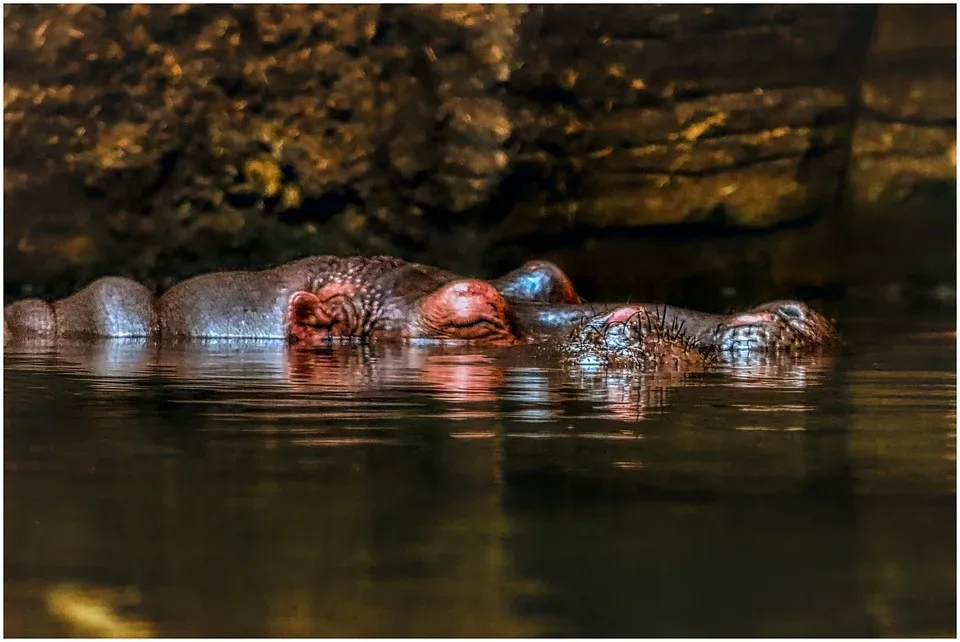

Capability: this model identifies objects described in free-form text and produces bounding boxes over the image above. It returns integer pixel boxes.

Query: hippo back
[158,269,293,339]
[54,277,159,338]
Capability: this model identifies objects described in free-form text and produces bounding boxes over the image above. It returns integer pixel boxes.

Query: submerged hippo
[3,256,839,368]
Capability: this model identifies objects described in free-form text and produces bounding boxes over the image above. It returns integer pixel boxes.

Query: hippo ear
[491,260,581,304]
[287,291,323,343]
[418,279,516,344]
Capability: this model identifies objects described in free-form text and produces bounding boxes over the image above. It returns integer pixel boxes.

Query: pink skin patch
[418,279,515,344]
[604,306,644,325]
[726,312,776,327]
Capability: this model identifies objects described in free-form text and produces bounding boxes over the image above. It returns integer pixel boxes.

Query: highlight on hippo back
[2,255,840,371]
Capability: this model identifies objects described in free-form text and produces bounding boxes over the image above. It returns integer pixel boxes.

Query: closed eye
[446,314,506,329]
[447,321,504,337]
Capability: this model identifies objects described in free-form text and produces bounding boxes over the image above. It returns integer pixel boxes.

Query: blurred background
[3,4,955,309]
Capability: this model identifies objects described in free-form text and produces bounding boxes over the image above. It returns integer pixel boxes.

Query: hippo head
[563,306,714,370]
[286,278,517,346]
[708,300,840,354]
[555,300,838,370]
[414,279,516,345]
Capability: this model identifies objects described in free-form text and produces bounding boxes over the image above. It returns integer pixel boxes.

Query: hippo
[3,256,839,369]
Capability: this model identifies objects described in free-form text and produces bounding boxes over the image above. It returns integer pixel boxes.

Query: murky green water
[4,307,956,637]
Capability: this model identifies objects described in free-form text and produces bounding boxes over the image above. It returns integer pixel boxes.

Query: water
[4,307,956,637]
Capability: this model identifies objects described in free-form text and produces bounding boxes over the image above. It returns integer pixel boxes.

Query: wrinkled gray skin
[6,257,456,341]
[3,256,839,365]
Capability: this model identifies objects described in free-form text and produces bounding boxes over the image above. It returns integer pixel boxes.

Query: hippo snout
[711,300,839,354]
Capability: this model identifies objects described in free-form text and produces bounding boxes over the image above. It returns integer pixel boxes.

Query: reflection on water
[4,310,956,636]
[44,582,154,638]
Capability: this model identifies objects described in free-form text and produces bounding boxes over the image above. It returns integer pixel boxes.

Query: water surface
[4,307,956,637]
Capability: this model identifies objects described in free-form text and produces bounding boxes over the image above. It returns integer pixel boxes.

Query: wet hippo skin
[3,255,839,362]
[4,257,576,342]
[5,277,159,342]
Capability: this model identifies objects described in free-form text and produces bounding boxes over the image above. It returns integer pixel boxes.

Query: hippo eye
[777,303,805,320]
[448,317,502,332]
